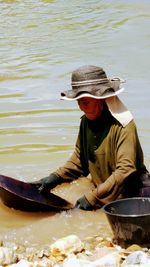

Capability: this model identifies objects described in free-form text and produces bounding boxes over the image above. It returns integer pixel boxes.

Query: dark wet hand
[31,173,63,194]
[75,196,93,210]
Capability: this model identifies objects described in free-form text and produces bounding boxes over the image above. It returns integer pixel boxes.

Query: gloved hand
[32,173,63,194]
[75,195,93,210]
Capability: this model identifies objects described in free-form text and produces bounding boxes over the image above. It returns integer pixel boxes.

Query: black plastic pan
[0,174,73,212]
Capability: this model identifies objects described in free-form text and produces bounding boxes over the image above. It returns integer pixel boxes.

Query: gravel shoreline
[0,234,150,266]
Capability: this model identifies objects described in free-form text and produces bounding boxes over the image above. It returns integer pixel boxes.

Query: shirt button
[93,145,97,150]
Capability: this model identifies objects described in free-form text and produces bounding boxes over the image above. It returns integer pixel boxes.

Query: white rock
[50,235,84,256]
[62,251,120,267]
[9,259,35,267]
[0,247,17,265]
[122,251,150,266]
[63,254,95,267]
[92,251,120,266]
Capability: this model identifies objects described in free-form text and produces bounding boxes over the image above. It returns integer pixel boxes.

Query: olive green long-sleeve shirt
[55,106,146,206]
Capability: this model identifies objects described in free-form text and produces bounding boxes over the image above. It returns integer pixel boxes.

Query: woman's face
[77,97,104,120]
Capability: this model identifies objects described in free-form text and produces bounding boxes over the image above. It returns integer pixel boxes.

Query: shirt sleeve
[55,135,85,181]
[85,121,143,206]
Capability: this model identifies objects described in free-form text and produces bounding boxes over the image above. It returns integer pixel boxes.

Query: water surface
[0,0,150,247]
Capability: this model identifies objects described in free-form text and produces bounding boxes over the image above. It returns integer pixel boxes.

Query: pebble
[122,251,150,266]
[50,234,84,257]
[0,247,17,265]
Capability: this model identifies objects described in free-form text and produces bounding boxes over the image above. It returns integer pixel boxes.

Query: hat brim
[60,87,124,101]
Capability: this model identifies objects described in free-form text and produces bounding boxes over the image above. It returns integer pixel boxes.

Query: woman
[34,65,150,210]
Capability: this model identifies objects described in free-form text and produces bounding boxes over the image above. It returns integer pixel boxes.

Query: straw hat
[61,65,125,100]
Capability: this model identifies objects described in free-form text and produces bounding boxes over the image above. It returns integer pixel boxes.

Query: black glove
[32,173,63,194]
[75,196,93,210]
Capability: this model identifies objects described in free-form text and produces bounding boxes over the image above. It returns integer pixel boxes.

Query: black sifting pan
[103,197,150,248]
[0,174,73,212]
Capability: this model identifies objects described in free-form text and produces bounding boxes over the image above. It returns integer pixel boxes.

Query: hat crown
[60,65,125,100]
[72,65,107,83]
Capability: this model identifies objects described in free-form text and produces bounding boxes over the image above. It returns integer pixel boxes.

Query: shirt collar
[105,96,133,127]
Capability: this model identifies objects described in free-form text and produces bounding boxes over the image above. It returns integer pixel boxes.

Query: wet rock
[122,250,150,266]
[37,246,51,258]
[92,251,121,266]
[62,251,121,267]
[9,258,53,267]
[50,234,84,258]
[0,246,17,265]
[125,244,143,254]
[92,246,120,260]
[62,254,93,267]
[9,259,33,267]
[25,247,37,262]
[15,245,26,255]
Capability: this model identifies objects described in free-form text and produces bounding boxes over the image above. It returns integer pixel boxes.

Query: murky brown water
[0,0,150,247]
[0,177,112,247]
